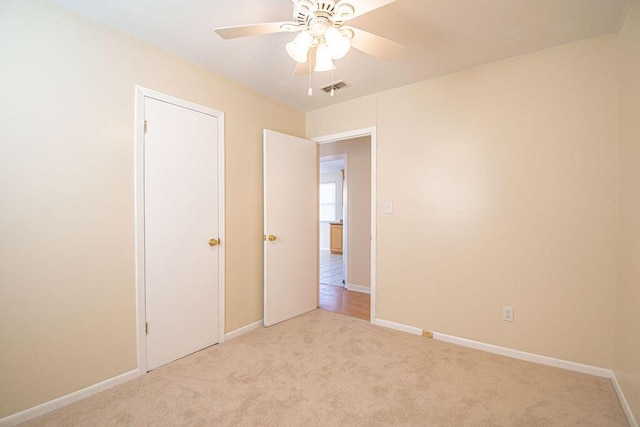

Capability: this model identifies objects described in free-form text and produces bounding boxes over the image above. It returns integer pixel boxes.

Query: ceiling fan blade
[347,27,404,61]
[339,0,398,19]
[214,22,299,39]
[293,46,317,77]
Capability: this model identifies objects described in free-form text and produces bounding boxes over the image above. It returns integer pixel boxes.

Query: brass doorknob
[267,234,277,242]
[209,238,220,247]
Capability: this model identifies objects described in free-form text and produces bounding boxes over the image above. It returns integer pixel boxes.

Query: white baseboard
[373,318,422,335]
[373,317,614,378]
[373,318,637,421]
[224,319,263,340]
[4,322,634,427]
[346,283,371,294]
[432,331,612,378]
[611,372,639,427]
[2,318,265,426]
[319,246,330,251]
[0,369,139,427]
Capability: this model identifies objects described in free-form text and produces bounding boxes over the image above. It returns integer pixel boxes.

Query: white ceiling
[50,0,628,112]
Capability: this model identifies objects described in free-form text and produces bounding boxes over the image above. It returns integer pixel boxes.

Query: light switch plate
[384,201,393,214]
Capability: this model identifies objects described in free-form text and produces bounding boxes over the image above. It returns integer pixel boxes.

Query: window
[319,182,336,221]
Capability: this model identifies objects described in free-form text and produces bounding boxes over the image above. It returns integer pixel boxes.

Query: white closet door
[144,96,219,370]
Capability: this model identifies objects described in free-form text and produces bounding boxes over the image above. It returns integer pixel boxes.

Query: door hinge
[144,120,148,133]
[145,322,149,335]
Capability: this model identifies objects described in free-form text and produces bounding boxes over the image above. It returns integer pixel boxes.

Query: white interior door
[144,96,220,370]
[263,130,318,326]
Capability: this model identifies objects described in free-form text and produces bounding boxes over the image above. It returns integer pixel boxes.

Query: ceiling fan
[214,0,404,77]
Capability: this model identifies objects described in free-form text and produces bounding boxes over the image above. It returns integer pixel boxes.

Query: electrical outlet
[503,306,514,322]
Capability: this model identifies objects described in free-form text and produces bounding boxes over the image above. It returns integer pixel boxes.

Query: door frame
[134,86,226,373]
[312,127,376,322]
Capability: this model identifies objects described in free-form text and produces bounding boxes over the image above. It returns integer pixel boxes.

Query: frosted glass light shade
[286,31,313,63]
[325,27,350,60]
[314,43,335,72]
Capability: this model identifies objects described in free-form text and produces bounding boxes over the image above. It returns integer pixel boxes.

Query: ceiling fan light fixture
[314,42,335,72]
[324,26,350,60]
[286,30,313,63]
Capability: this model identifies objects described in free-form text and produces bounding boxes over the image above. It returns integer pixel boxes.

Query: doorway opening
[319,155,345,288]
[316,133,373,321]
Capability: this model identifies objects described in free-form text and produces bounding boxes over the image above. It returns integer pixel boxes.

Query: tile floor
[319,249,344,287]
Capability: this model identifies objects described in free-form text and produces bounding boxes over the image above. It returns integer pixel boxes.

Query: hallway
[319,250,370,320]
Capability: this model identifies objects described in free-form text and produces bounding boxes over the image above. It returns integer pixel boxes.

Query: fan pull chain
[330,67,335,97]
[331,68,336,98]
[308,61,313,96]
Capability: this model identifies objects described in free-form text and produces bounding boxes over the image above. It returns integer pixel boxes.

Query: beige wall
[320,137,372,289]
[308,36,619,368]
[614,0,640,421]
[307,95,377,138]
[0,0,304,418]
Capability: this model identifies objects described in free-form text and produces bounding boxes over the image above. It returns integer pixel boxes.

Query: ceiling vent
[319,80,347,93]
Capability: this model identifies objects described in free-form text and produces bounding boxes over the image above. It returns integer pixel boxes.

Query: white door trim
[312,127,376,322]
[134,86,225,374]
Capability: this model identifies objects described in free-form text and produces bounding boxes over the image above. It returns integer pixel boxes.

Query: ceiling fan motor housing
[292,0,355,32]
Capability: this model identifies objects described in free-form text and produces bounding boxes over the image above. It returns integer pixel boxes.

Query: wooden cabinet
[330,223,343,254]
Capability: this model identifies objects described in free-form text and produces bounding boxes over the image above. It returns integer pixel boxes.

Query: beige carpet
[24,310,627,426]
